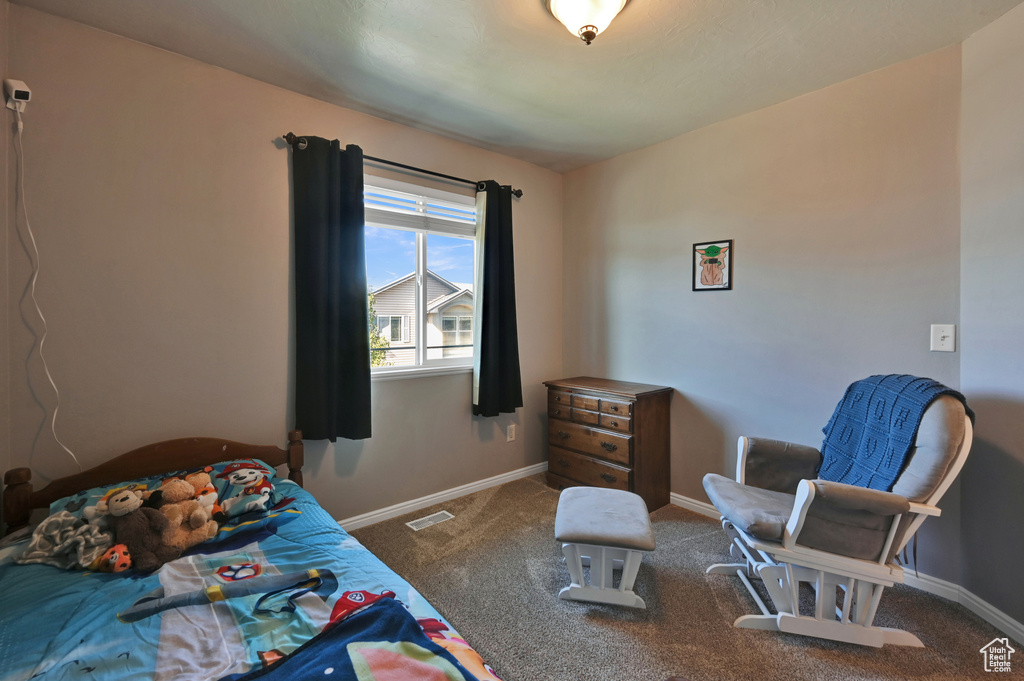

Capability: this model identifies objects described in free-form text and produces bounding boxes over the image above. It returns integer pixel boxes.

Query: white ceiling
[13,0,1024,172]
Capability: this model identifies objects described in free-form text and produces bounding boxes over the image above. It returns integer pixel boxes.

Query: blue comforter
[0,481,491,681]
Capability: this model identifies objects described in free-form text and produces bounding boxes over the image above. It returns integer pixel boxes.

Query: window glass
[365,225,416,368]
[427,233,474,361]
[364,179,477,373]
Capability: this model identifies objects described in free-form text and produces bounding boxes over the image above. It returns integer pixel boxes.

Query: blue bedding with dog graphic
[0,477,499,681]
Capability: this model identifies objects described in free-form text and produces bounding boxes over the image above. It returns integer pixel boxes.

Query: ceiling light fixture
[547,0,629,45]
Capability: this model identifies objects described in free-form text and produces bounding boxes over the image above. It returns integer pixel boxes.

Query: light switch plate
[930,324,956,352]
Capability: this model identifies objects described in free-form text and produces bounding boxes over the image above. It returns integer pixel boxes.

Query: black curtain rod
[282,132,522,198]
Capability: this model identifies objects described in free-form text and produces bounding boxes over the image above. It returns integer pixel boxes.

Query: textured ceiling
[12,0,1024,172]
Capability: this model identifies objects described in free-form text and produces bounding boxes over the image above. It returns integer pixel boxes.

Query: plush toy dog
[106,489,179,572]
[156,478,219,554]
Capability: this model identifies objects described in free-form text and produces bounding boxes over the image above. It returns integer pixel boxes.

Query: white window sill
[371,365,473,382]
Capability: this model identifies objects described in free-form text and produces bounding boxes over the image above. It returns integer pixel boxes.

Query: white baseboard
[672,492,1024,644]
[670,492,720,519]
[901,571,962,602]
[903,571,1024,645]
[338,462,548,531]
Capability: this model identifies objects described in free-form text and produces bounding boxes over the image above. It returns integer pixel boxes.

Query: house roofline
[428,289,473,313]
[370,269,462,296]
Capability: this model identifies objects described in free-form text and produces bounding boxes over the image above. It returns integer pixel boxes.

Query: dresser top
[543,376,673,399]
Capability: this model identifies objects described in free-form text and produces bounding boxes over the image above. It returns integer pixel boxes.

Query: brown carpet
[351,475,1017,681]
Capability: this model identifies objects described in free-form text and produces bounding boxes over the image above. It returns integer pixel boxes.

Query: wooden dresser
[543,377,673,511]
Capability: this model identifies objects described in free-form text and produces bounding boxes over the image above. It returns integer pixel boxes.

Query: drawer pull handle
[610,420,619,427]
[600,441,618,452]
[552,409,561,416]
[554,395,562,402]
[600,473,618,484]
[558,430,571,439]
[609,405,619,412]
[557,458,569,468]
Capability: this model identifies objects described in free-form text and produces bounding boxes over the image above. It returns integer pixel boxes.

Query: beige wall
[5,6,562,520]
[563,46,964,580]
[960,1,1024,625]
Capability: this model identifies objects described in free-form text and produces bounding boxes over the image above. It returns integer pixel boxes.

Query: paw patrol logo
[216,563,263,581]
[347,592,366,603]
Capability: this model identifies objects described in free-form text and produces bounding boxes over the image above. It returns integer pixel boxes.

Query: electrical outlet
[506,424,516,442]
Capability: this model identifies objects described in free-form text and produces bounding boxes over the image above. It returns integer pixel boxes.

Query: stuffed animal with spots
[92,543,132,573]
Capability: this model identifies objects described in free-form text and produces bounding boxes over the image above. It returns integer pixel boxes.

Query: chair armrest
[783,480,911,561]
[808,480,912,516]
[908,501,941,517]
[737,436,822,494]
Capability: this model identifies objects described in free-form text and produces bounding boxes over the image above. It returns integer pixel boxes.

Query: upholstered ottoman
[554,487,655,608]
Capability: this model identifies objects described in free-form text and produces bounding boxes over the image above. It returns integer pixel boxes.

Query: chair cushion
[554,487,655,551]
[705,474,900,560]
[703,473,793,541]
[891,395,966,502]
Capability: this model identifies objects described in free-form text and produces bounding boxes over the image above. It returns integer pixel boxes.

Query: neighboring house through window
[364,177,477,375]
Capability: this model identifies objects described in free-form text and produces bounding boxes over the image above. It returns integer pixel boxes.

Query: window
[364,177,477,376]
[377,315,404,343]
[442,315,473,349]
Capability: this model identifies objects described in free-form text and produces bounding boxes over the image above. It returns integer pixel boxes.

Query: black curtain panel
[291,137,372,440]
[472,180,523,417]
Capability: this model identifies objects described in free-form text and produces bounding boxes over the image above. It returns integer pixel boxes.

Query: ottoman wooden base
[555,487,655,609]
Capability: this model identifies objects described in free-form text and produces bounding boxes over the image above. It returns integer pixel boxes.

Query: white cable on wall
[14,107,83,472]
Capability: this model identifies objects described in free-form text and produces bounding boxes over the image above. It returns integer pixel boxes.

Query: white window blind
[364,179,476,237]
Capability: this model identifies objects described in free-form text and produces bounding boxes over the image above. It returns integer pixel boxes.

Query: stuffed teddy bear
[106,488,179,572]
[183,468,227,523]
[157,478,219,554]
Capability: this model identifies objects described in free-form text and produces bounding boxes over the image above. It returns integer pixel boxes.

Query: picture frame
[692,239,733,291]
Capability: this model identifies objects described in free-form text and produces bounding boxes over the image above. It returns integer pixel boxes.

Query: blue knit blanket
[818,375,974,492]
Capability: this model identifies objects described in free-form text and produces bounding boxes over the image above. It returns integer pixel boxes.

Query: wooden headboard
[2,430,304,536]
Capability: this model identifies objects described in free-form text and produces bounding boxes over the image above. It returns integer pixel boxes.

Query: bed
[0,431,500,681]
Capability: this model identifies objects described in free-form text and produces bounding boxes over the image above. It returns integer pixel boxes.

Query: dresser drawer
[571,408,600,426]
[548,420,632,466]
[599,413,632,433]
[571,394,600,411]
[548,447,630,491]
[548,404,570,420]
[548,390,572,408]
[546,471,579,492]
[600,398,633,417]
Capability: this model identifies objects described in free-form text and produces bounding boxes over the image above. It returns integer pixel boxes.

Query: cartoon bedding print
[0,478,501,681]
[216,460,276,517]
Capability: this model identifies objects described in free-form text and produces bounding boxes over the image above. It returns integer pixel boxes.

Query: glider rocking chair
[703,375,973,648]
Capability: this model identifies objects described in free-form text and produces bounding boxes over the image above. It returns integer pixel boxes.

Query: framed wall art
[692,239,732,291]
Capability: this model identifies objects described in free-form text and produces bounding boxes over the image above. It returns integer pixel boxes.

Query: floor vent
[406,510,455,531]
